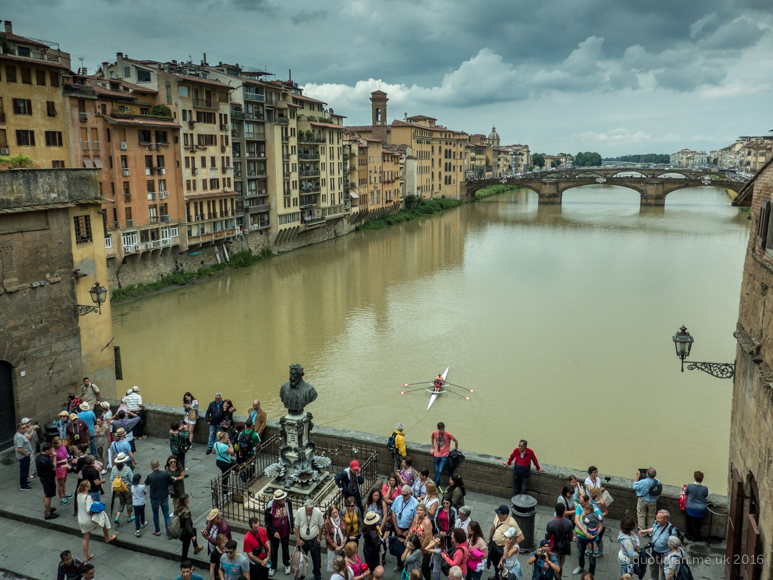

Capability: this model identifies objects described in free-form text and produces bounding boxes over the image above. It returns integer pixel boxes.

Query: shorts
[42,481,56,498]
[586,527,599,540]
[55,467,68,479]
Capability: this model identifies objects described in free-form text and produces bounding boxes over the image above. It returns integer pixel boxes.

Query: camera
[637,469,649,481]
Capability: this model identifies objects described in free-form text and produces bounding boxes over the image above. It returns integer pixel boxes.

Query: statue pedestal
[264,411,332,492]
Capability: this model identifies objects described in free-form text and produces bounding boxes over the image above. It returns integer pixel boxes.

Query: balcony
[192,97,218,110]
[123,194,132,203]
[231,110,246,120]
[302,215,325,225]
[243,92,265,102]
[299,170,320,177]
[247,204,270,213]
[282,153,290,160]
[245,133,266,141]
[63,83,97,96]
[126,219,134,227]
[283,172,291,180]
[246,151,266,159]
[149,216,159,224]
[161,214,171,222]
[300,195,317,208]
[251,221,270,230]
[299,154,320,160]
[247,171,268,179]
[298,136,326,144]
[300,186,321,194]
[281,135,289,143]
[276,117,289,126]
[232,130,241,139]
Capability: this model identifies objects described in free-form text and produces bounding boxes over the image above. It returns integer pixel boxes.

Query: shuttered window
[49,72,59,87]
[756,199,770,250]
[5,66,16,83]
[12,99,32,115]
[44,131,62,146]
[743,514,760,580]
[15,130,35,146]
[20,68,31,84]
[725,468,744,580]
[35,69,46,85]
[46,101,56,117]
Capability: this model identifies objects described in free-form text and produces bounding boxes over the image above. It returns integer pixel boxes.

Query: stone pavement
[0,436,727,580]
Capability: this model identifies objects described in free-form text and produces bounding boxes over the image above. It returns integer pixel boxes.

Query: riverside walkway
[0,436,726,580]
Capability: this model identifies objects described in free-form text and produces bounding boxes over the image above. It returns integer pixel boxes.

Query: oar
[400,386,433,395]
[403,382,432,387]
[442,389,471,400]
[443,382,475,392]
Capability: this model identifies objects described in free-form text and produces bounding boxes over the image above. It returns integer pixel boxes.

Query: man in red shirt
[244,516,271,580]
[502,439,546,495]
[430,422,459,485]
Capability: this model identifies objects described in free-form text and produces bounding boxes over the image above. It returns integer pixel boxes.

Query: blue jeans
[577,536,596,575]
[134,504,145,532]
[207,425,218,451]
[89,491,102,502]
[89,438,97,457]
[433,456,447,484]
[150,498,170,536]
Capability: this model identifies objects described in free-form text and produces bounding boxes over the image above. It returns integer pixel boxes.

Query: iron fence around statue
[210,436,379,525]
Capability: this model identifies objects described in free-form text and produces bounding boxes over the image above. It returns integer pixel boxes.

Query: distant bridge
[461,170,747,206]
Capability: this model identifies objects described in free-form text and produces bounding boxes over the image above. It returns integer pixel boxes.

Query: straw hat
[101,402,111,410]
[69,413,78,421]
[207,509,220,522]
[58,411,69,417]
[115,427,126,437]
[115,452,128,463]
[273,489,288,501]
[80,402,90,411]
[364,512,380,526]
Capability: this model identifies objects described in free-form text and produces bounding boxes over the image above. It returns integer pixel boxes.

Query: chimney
[80,67,87,76]
[4,21,12,34]
[202,52,207,65]
[289,69,292,81]
[404,113,407,120]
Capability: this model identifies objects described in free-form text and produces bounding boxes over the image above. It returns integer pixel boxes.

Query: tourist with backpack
[239,420,260,463]
[109,453,134,525]
[544,504,573,579]
[388,424,406,471]
[664,536,692,580]
[633,468,662,532]
[639,510,681,580]
[173,493,203,561]
[617,516,642,578]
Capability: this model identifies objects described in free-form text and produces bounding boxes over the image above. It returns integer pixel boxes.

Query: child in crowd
[581,503,602,556]
[131,473,148,537]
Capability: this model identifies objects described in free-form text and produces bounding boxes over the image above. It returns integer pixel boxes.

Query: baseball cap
[539,539,551,547]
[20,417,31,424]
[350,460,359,470]
[495,505,510,515]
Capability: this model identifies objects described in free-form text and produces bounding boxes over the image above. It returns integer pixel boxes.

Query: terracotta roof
[85,81,137,100]
[0,31,52,49]
[118,79,158,94]
[0,53,70,70]
[184,191,237,200]
[407,115,436,121]
[330,112,347,118]
[310,121,342,129]
[103,115,180,128]
[359,136,382,142]
[390,120,467,136]
[294,93,327,105]
[286,102,301,108]
[123,57,232,89]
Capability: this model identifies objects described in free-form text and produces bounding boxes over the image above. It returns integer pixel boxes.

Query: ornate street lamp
[672,325,735,379]
[75,281,107,316]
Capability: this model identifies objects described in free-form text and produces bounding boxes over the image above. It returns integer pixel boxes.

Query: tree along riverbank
[475,184,521,200]
[356,196,463,231]
[111,248,273,303]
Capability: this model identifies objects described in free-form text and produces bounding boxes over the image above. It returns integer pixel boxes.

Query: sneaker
[50,507,57,513]
[28,475,36,481]
[393,567,402,573]
[269,570,276,578]
[169,511,174,517]
[135,530,141,537]
[59,499,70,505]
[284,566,291,575]
[102,469,107,474]
[128,515,135,522]
[584,550,591,556]
[194,545,204,555]
[20,486,32,491]
[45,512,60,520]
[206,449,212,455]
[114,518,120,525]
[64,493,73,499]
[596,550,603,557]
[572,567,583,575]
[142,521,148,528]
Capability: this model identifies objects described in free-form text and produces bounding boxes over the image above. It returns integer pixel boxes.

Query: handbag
[501,558,522,580]
[601,489,614,506]
[440,547,459,576]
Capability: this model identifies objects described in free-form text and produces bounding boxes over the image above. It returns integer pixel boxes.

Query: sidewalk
[0,436,726,580]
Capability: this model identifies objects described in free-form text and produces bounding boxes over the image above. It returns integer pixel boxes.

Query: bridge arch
[558,181,646,198]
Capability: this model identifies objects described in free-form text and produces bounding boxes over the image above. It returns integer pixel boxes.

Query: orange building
[64,73,182,259]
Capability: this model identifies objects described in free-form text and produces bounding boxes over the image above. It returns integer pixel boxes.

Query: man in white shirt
[123,387,146,439]
[80,377,100,411]
[294,499,324,580]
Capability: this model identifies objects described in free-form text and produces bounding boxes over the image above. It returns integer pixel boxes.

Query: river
[113,185,748,491]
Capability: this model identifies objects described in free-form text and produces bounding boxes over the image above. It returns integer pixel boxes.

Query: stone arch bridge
[461,171,746,206]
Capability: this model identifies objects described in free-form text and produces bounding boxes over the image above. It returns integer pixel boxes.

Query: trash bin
[43,421,59,445]
[511,494,538,550]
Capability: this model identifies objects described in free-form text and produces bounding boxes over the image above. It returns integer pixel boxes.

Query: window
[16,130,34,146]
[49,72,59,87]
[210,156,216,168]
[44,131,62,146]
[52,160,65,168]
[156,155,165,168]
[140,108,150,115]
[124,66,131,78]
[35,70,46,86]
[155,131,168,143]
[138,130,152,143]
[73,215,93,244]
[106,129,111,143]
[46,101,56,116]
[178,86,189,98]
[20,68,31,84]
[13,99,32,115]
[136,69,151,83]
[0,128,5,146]
[166,85,172,104]
[5,66,15,82]
[17,46,30,58]
[120,155,128,169]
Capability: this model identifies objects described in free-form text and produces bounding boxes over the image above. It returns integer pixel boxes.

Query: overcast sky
[6,0,773,156]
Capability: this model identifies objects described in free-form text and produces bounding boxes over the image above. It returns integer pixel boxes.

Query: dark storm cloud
[291,9,327,25]
[229,0,275,12]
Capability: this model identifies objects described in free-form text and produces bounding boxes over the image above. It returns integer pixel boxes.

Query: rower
[434,374,445,391]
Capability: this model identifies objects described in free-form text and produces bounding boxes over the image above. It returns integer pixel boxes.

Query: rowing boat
[427,367,449,411]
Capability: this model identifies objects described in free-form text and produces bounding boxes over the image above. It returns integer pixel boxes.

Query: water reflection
[114,186,748,490]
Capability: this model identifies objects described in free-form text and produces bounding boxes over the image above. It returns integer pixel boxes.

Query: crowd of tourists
[15,386,708,580]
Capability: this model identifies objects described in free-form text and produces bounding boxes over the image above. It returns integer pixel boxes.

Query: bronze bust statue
[280,364,318,414]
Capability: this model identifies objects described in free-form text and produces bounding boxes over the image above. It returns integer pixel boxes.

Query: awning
[82,158,94,168]
[349,192,359,199]
[93,158,104,169]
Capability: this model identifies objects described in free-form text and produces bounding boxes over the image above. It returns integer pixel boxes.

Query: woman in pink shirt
[440,529,469,577]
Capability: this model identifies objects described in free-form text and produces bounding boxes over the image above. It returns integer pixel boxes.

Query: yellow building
[0,23,71,168]
[345,91,467,199]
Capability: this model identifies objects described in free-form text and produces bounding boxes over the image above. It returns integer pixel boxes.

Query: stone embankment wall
[139,403,728,539]
[108,218,355,288]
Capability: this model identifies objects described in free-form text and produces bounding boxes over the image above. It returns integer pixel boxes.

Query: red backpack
[678,484,687,512]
